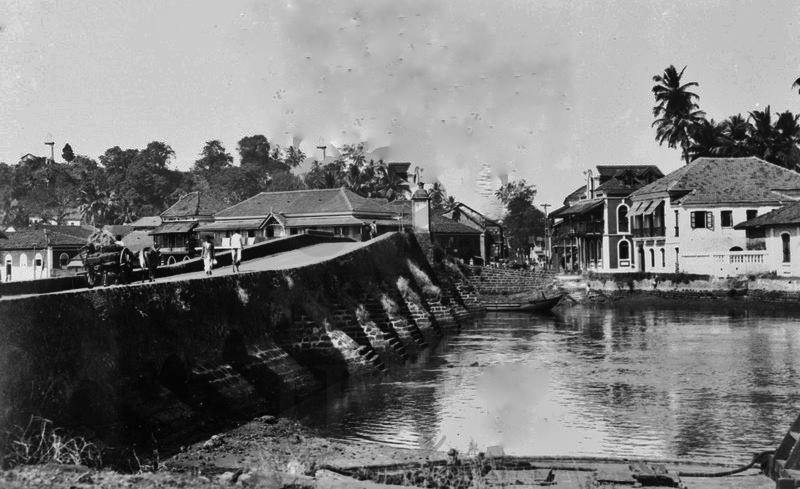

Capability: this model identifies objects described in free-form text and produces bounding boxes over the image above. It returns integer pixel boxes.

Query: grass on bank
[2,416,102,469]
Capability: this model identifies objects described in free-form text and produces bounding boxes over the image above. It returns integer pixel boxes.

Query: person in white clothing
[230,230,243,273]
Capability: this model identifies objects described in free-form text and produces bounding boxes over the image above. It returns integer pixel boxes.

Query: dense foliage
[653,65,800,170]
[495,179,545,257]
[0,136,419,227]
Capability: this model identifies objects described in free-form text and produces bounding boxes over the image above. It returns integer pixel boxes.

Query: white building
[627,157,800,276]
[735,201,800,276]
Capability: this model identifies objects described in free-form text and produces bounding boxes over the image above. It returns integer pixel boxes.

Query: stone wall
[466,266,556,295]
[0,231,480,455]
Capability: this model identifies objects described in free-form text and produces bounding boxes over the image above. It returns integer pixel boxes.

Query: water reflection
[290,305,800,464]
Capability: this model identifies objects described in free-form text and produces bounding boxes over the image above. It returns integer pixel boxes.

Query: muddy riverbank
[0,414,774,488]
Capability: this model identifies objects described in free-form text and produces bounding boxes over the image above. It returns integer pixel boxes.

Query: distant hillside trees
[0,136,419,228]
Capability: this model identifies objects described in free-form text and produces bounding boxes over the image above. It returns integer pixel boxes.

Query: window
[660,248,665,267]
[690,211,714,230]
[674,210,679,237]
[617,205,629,233]
[247,230,255,238]
[19,254,27,267]
[721,210,733,228]
[783,233,791,263]
[729,246,743,252]
[34,253,43,268]
[618,240,630,260]
[746,209,758,221]
[59,253,70,268]
[649,249,655,268]
[290,228,298,235]
[675,248,680,273]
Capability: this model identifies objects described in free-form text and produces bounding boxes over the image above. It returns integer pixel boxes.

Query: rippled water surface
[290,305,800,464]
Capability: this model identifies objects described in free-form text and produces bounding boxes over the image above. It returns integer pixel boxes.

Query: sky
[2,0,800,218]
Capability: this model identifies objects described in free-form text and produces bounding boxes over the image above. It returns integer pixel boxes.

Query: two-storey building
[627,157,800,276]
[549,165,664,272]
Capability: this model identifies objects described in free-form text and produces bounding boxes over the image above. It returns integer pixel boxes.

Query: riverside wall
[584,272,800,303]
[0,232,479,454]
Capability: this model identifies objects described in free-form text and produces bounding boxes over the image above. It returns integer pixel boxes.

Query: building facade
[549,165,664,273]
[627,157,800,276]
[0,226,94,282]
[150,192,224,264]
[439,202,505,262]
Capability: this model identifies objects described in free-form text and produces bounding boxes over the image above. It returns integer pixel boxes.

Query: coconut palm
[717,114,753,157]
[772,110,800,170]
[652,65,706,164]
[747,106,776,163]
[687,118,723,160]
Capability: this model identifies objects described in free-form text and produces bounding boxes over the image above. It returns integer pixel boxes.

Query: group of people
[200,230,243,276]
[360,220,379,241]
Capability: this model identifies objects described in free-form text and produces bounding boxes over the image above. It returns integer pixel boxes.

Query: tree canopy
[495,179,544,257]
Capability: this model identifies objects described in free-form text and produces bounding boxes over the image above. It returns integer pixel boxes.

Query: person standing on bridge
[201,236,215,276]
[230,229,243,273]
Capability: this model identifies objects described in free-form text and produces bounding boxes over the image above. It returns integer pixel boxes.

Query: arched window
[729,246,743,252]
[34,253,43,269]
[782,233,791,263]
[59,253,70,268]
[4,254,11,266]
[19,254,27,267]
[660,248,665,267]
[617,204,629,233]
[649,249,655,268]
[618,240,630,260]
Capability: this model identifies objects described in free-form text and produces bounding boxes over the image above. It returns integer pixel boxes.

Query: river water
[290,304,800,465]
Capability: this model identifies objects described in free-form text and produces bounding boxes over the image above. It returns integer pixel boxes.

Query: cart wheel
[86,270,96,288]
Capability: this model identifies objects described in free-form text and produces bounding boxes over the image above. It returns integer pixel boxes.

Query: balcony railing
[632,225,665,238]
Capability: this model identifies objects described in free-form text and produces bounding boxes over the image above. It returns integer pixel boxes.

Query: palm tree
[687,118,722,160]
[772,110,800,170]
[717,114,753,157]
[652,65,706,164]
[427,182,448,210]
[747,106,776,163]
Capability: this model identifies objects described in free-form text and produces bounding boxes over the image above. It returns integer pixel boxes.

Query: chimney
[584,169,594,199]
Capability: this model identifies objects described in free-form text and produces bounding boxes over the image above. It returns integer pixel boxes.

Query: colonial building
[549,165,664,272]
[439,202,505,262]
[734,201,800,276]
[628,157,800,276]
[0,225,95,282]
[197,188,404,246]
[150,192,224,264]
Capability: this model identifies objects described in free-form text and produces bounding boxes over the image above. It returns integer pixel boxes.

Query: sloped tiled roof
[381,200,482,235]
[734,202,800,229]
[161,191,225,219]
[130,216,162,228]
[596,165,662,178]
[630,157,800,205]
[0,227,89,250]
[215,188,392,218]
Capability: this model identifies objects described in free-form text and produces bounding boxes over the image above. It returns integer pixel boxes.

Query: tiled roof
[150,222,197,235]
[564,185,587,205]
[130,216,162,228]
[161,191,225,218]
[559,198,604,217]
[595,165,662,178]
[734,202,800,229]
[429,214,482,235]
[382,200,482,234]
[215,188,393,218]
[0,227,90,250]
[630,157,800,205]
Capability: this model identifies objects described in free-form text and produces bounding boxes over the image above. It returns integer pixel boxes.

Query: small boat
[484,292,565,313]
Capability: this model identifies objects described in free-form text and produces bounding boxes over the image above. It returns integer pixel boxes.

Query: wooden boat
[484,292,564,313]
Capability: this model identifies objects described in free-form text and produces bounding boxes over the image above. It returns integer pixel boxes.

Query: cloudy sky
[2,0,800,216]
